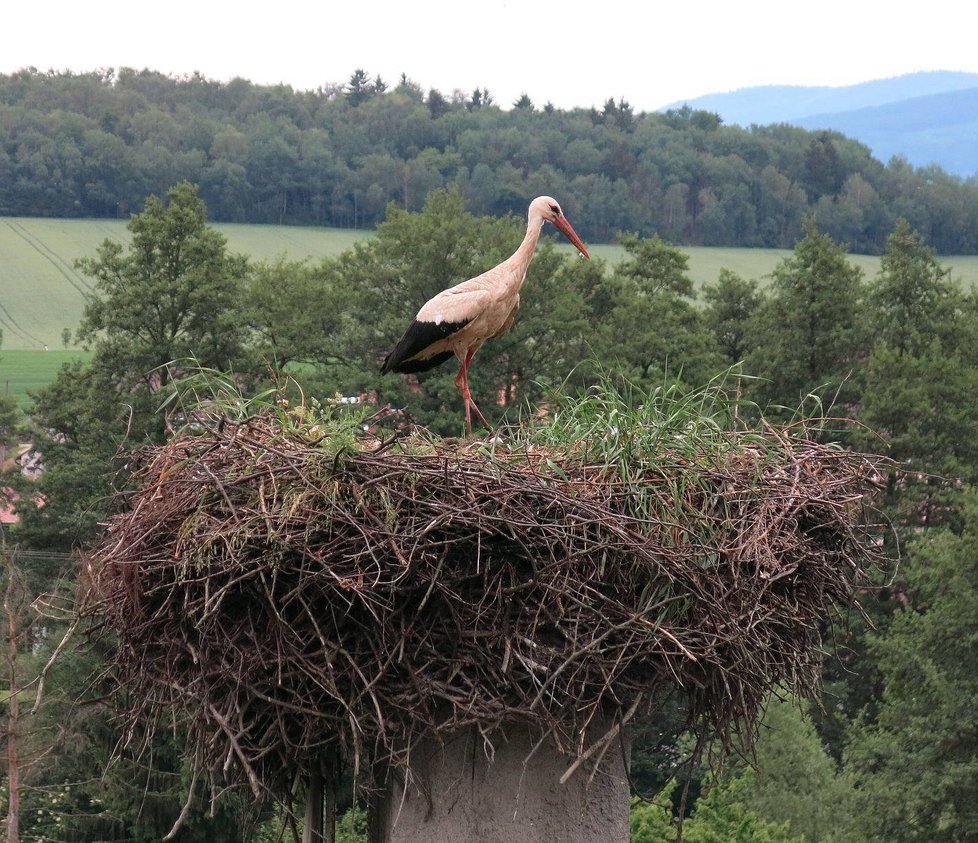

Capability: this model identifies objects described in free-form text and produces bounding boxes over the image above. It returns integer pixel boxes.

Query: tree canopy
[3,67,978,251]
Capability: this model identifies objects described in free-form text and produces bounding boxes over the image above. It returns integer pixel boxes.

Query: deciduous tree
[76,180,247,397]
[21,183,249,548]
[589,234,722,388]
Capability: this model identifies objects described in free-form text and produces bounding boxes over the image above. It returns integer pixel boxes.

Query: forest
[2,177,977,841]
[4,66,978,252]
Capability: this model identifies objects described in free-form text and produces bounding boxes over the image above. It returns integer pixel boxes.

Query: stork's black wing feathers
[389,349,456,374]
[381,318,470,374]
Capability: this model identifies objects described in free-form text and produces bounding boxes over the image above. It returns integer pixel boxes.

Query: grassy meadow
[4,215,978,407]
[0,349,93,409]
[0,217,366,352]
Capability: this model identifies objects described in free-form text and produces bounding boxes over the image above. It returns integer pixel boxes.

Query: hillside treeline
[4,66,978,252]
[4,184,978,840]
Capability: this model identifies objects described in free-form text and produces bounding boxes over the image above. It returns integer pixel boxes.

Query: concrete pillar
[375,721,631,843]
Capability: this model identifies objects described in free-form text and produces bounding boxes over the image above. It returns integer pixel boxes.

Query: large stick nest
[86,400,883,801]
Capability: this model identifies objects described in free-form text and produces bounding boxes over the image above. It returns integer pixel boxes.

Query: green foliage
[702,269,762,364]
[589,235,723,388]
[856,220,978,514]
[0,330,15,449]
[630,695,853,843]
[629,775,806,843]
[747,219,866,411]
[244,257,350,370]
[76,180,248,389]
[734,697,854,842]
[18,185,253,548]
[681,775,804,843]
[16,362,126,548]
[11,186,978,843]
[251,805,367,843]
[868,218,966,355]
[804,132,845,201]
[0,392,17,452]
[845,494,978,841]
[320,188,600,432]
[859,342,978,485]
[4,67,978,251]
[335,805,369,842]
[630,787,677,842]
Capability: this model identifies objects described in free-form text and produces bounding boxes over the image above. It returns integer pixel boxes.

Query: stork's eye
[549,204,560,215]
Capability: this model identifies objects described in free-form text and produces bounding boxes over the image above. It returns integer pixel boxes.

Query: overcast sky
[5,0,978,112]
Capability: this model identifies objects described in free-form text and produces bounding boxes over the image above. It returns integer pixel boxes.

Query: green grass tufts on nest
[85,378,885,804]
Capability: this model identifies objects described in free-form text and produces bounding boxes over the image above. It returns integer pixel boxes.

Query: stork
[381,196,590,431]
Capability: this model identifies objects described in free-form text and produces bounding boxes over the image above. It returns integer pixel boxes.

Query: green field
[0,349,93,409]
[0,217,367,351]
[557,242,892,282]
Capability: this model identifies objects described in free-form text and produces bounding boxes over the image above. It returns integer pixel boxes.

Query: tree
[244,256,365,382]
[733,697,854,843]
[629,788,676,843]
[702,269,762,364]
[858,342,978,501]
[20,183,249,549]
[804,132,844,201]
[682,776,803,843]
[856,219,978,523]
[346,68,373,106]
[321,190,597,433]
[747,219,865,411]
[589,234,723,388]
[6,68,978,246]
[0,393,15,457]
[0,330,17,455]
[75,180,248,400]
[513,93,534,111]
[868,218,964,356]
[14,364,122,549]
[10,186,257,840]
[2,544,25,843]
[426,87,450,119]
[845,494,978,842]
[467,88,494,110]
[629,776,805,843]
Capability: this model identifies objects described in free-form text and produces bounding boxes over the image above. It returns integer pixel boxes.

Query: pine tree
[747,219,865,411]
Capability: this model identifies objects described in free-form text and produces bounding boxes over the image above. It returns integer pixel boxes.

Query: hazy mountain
[665,71,978,177]
[794,87,978,177]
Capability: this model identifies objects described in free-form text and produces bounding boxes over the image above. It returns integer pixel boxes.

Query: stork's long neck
[506,214,545,290]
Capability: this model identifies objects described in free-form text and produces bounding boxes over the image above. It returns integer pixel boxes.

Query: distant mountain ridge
[665,71,978,177]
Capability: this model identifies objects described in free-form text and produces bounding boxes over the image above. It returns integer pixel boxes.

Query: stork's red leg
[455,348,490,433]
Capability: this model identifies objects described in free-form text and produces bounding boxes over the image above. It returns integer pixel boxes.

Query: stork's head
[530,196,590,259]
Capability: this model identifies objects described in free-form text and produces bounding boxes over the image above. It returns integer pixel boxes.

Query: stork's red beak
[552,215,590,259]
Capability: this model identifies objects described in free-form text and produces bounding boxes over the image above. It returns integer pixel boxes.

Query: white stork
[381,196,590,431]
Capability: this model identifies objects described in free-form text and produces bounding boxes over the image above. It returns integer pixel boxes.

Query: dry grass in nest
[84,384,885,803]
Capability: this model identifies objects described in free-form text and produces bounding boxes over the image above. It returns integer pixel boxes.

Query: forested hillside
[4,67,978,252]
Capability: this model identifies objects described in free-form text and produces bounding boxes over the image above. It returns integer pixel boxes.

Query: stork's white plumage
[381,196,590,430]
